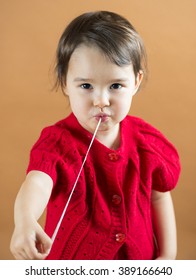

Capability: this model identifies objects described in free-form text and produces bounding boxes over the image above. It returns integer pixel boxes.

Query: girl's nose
[93,91,110,108]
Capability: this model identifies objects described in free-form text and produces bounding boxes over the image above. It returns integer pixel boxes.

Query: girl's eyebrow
[109,78,130,83]
[73,77,130,83]
[73,77,93,82]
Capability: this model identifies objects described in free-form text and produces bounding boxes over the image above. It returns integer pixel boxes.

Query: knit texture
[27,113,181,260]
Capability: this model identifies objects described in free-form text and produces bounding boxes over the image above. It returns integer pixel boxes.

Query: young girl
[10,11,180,260]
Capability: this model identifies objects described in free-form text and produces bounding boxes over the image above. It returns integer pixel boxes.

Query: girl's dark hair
[55,11,147,92]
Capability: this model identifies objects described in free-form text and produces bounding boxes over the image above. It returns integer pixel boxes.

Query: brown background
[0,0,195,259]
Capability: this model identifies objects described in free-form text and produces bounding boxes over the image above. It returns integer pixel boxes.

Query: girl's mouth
[95,114,109,122]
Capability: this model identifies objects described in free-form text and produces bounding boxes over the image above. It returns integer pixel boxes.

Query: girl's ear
[62,87,68,96]
[133,70,144,95]
[62,82,69,96]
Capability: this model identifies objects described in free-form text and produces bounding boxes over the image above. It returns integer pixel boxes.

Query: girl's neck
[96,123,120,150]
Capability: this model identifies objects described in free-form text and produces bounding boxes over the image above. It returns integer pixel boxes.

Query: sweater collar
[65,113,138,154]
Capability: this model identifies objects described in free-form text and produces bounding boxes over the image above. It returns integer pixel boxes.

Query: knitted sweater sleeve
[26,126,64,185]
[138,120,181,192]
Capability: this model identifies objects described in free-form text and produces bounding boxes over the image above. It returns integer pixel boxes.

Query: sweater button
[108,153,119,161]
[112,194,122,205]
[116,233,126,243]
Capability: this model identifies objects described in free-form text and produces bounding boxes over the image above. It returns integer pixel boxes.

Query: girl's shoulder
[31,114,75,151]
[126,115,164,135]
[126,115,176,149]
[125,115,181,191]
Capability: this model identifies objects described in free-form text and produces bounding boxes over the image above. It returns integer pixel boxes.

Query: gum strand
[51,117,102,243]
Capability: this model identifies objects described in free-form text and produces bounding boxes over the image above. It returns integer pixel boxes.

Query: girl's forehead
[69,44,130,70]
[67,44,135,82]
[68,50,134,81]
[69,44,113,70]
[71,44,106,59]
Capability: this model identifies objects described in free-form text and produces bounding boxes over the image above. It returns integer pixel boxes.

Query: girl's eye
[80,83,92,89]
[110,83,122,90]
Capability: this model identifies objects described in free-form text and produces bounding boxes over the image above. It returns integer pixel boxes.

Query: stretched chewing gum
[51,117,102,242]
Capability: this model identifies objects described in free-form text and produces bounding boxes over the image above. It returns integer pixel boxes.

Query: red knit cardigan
[27,113,180,260]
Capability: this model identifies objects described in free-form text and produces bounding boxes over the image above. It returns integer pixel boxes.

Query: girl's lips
[95,114,109,122]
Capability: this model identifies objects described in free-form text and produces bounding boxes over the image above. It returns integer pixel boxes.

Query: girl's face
[65,44,142,143]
